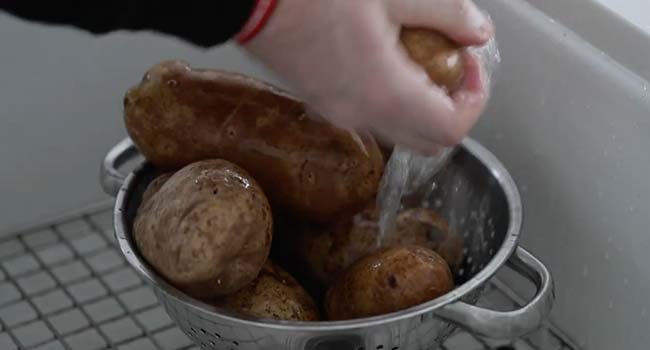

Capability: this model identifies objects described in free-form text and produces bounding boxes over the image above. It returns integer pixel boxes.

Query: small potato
[325,245,454,320]
[281,206,463,287]
[400,28,465,93]
[214,261,320,322]
[134,159,272,299]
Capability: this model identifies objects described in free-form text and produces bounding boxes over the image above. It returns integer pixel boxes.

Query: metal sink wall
[473,0,650,348]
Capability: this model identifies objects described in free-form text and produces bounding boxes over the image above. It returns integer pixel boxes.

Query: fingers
[442,51,489,144]
[372,47,488,150]
[387,0,494,46]
[417,51,488,146]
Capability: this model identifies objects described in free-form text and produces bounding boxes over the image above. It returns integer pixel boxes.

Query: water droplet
[608,300,614,309]
[603,149,609,157]
[597,191,604,199]
[434,199,443,208]
[371,262,382,269]
[582,265,589,277]
[629,205,637,213]
[642,308,648,318]
[607,236,613,243]
[623,277,629,286]
[605,252,610,260]
[643,84,648,92]
[166,79,179,87]
[143,73,151,81]
[520,185,528,194]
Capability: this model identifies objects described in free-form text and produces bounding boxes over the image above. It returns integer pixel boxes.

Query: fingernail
[481,17,495,39]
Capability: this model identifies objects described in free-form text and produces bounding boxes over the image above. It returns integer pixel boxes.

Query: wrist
[235,0,279,44]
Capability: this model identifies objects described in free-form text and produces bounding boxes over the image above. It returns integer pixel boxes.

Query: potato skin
[214,261,320,322]
[140,172,172,206]
[325,245,454,320]
[282,206,463,287]
[124,60,385,222]
[400,28,464,93]
[134,159,272,299]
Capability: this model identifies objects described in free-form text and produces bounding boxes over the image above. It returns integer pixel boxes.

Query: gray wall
[474,0,650,348]
[0,13,282,236]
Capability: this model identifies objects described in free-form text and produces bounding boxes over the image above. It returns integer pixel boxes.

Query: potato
[124,60,385,222]
[140,172,172,205]
[280,206,463,287]
[133,159,272,299]
[213,261,320,322]
[400,28,465,93]
[325,245,454,320]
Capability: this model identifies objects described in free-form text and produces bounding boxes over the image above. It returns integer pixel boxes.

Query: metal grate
[0,205,577,350]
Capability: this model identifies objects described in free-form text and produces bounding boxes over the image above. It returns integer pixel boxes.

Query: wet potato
[325,245,454,320]
[400,27,465,93]
[213,261,320,322]
[133,159,273,300]
[124,60,385,223]
[279,205,463,288]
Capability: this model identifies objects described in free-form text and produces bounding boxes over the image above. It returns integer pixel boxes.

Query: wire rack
[0,204,578,350]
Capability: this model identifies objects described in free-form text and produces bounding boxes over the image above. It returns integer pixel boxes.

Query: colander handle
[435,247,555,339]
[100,137,140,197]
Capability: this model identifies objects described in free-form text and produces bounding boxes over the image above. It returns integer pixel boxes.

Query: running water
[376,145,455,246]
[375,37,501,247]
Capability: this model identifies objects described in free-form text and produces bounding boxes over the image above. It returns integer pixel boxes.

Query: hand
[243,0,494,154]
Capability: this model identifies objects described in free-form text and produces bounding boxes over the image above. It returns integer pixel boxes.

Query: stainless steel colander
[100,137,554,350]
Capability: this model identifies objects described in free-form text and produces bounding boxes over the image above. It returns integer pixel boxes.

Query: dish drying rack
[0,204,578,350]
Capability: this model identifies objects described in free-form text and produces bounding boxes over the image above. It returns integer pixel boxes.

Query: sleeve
[0,1,257,47]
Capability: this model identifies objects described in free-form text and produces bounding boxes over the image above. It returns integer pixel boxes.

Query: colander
[100,137,554,350]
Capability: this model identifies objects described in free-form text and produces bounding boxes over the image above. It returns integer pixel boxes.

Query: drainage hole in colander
[357,347,364,350]
[496,346,514,350]
[391,347,399,350]
[190,327,196,333]
[201,328,207,334]
[209,341,216,346]
[214,332,222,339]
[376,346,383,349]
[233,340,239,346]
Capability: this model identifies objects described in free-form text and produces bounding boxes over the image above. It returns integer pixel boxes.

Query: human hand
[242,0,494,154]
